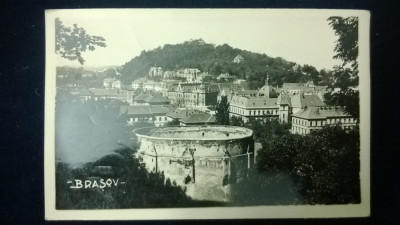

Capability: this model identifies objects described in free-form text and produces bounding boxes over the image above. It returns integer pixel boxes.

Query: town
[57,59,359,135]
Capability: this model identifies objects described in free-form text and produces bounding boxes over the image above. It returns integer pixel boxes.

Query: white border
[45,9,370,220]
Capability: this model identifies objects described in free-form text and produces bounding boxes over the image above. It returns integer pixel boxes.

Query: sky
[51,9,360,71]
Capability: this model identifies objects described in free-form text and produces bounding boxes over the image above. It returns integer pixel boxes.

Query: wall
[135,126,254,202]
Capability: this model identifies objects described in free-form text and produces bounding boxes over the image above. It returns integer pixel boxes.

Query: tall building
[148,66,163,77]
[229,75,283,123]
[164,83,218,107]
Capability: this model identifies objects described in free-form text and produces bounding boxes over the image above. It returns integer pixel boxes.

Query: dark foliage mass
[56,147,194,209]
[215,96,230,125]
[118,39,325,88]
[256,125,360,204]
[325,16,360,119]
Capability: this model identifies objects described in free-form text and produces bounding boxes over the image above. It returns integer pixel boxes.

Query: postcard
[45,9,370,220]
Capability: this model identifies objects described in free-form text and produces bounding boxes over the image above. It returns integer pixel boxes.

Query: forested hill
[118,39,332,88]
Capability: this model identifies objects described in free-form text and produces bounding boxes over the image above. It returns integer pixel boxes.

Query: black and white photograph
[44,9,370,220]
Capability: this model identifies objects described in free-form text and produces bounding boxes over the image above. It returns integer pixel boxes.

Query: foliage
[245,118,291,141]
[56,147,193,209]
[165,118,180,126]
[231,170,303,206]
[256,126,360,204]
[56,18,106,65]
[118,39,325,87]
[328,16,359,75]
[230,116,245,127]
[324,89,360,119]
[325,16,360,118]
[215,96,230,125]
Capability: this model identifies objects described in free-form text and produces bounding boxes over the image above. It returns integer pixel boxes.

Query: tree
[215,96,230,125]
[165,118,180,126]
[328,16,359,75]
[326,16,360,118]
[256,126,360,204]
[55,18,106,65]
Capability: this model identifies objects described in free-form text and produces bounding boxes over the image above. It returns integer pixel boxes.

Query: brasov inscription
[67,179,124,189]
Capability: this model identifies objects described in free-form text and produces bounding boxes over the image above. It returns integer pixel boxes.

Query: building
[229,76,281,123]
[134,126,254,202]
[291,106,358,135]
[133,93,151,105]
[151,105,171,127]
[118,88,135,105]
[282,82,329,95]
[216,83,243,102]
[233,55,244,63]
[88,88,119,101]
[145,93,170,106]
[143,81,163,92]
[229,96,279,123]
[176,68,201,83]
[217,73,236,82]
[179,112,216,126]
[290,94,325,114]
[148,66,163,77]
[65,86,93,102]
[103,77,122,89]
[131,78,148,90]
[276,92,292,124]
[164,83,219,107]
[120,105,171,126]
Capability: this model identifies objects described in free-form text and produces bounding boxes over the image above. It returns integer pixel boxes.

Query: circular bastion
[134,125,254,202]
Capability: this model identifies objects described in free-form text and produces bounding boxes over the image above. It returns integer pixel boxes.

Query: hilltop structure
[232,54,244,63]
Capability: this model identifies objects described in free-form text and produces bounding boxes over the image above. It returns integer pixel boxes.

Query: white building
[291,106,358,135]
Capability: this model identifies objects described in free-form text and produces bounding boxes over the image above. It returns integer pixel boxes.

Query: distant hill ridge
[118,39,331,89]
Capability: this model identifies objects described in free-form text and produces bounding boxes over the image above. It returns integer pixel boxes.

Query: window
[249,111,252,115]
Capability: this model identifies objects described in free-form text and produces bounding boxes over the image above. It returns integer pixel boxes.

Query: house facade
[291,106,358,135]
[164,83,218,107]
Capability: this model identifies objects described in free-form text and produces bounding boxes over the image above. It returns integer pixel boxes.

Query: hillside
[118,39,332,89]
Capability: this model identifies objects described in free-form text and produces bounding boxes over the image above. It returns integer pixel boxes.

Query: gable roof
[230,96,278,108]
[292,106,352,120]
[150,105,171,115]
[291,94,325,108]
[166,108,199,119]
[277,92,292,106]
[145,94,170,103]
[180,112,216,124]
[133,93,150,101]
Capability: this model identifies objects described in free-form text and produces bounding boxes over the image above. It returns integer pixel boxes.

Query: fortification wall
[134,126,254,202]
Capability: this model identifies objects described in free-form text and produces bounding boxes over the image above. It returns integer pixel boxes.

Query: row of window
[230,106,278,116]
[130,116,169,122]
[292,126,309,135]
[293,117,356,127]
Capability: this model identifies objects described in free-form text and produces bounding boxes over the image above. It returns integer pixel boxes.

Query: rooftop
[230,95,278,108]
[88,88,119,96]
[292,106,352,120]
[134,126,253,141]
[180,112,216,124]
[291,94,325,108]
[145,94,170,103]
